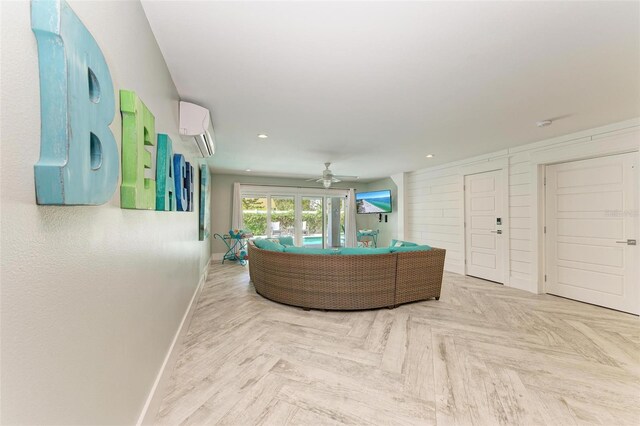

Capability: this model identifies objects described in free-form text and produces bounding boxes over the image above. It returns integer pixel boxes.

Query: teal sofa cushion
[390,245,432,253]
[253,238,285,252]
[284,246,341,255]
[390,239,418,248]
[276,236,295,246]
[341,247,392,255]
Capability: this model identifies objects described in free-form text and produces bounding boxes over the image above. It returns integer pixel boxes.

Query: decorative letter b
[31,0,118,205]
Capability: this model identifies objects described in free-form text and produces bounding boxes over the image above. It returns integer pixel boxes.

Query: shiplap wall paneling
[404,120,639,295]
[407,172,463,273]
[509,153,534,288]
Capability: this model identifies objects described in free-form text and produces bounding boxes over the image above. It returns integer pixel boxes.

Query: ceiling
[142,1,640,181]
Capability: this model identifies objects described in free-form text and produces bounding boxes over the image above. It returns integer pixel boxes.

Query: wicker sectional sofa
[248,243,446,310]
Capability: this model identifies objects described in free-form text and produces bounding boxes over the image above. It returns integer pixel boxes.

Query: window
[241,196,267,237]
[240,185,349,248]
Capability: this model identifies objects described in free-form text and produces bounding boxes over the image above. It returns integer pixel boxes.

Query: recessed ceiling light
[536,120,552,128]
[245,169,251,172]
[425,154,434,158]
[257,133,268,139]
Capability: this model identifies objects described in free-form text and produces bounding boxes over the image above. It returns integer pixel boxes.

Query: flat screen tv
[356,190,392,214]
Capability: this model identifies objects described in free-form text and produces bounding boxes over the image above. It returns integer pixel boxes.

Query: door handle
[616,239,637,245]
[490,230,502,234]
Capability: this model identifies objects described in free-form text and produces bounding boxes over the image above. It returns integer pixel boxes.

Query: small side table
[357,229,379,248]
[214,233,251,265]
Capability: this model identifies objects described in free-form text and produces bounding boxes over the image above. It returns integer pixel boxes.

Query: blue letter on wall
[156,134,176,211]
[31,0,118,205]
[189,163,195,212]
[174,154,188,212]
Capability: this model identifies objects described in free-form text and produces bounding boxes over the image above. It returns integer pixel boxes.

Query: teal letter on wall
[174,154,188,212]
[120,90,156,210]
[186,162,195,212]
[156,134,176,211]
[31,0,118,205]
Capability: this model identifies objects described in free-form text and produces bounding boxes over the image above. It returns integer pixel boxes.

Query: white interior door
[465,170,505,283]
[545,152,639,314]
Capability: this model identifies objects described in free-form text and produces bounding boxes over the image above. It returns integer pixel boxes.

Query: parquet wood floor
[156,262,640,425]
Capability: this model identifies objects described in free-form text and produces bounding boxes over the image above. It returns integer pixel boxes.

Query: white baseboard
[136,256,212,425]
[444,264,465,275]
[211,252,225,261]
[507,276,538,294]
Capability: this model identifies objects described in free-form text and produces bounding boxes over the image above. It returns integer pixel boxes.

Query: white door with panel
[465,170,506,283]
[545,153,638,314]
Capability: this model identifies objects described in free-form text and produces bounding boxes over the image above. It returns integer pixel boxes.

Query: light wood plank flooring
[156,262,640,425]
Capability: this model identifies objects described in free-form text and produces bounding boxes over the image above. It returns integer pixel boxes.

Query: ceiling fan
[307,162,358,188]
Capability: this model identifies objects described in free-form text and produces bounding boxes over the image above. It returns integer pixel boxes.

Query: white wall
[405,119,640,293]
[0,1,210,424]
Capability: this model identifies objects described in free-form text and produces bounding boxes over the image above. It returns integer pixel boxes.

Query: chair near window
[357,229,379,248]
[271,221,281,237]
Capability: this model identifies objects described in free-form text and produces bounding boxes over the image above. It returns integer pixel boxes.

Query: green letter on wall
[120,90,156,209]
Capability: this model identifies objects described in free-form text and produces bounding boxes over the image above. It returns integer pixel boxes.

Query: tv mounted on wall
[356,190,392,214]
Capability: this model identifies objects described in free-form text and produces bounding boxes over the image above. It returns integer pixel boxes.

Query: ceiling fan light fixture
[322,179,332,188]
[257,133,268,139]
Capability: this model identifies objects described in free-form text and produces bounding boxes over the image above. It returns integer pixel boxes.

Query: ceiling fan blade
[307,163,356,187]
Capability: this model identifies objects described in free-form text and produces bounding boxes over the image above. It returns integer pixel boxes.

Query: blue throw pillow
[277,236,295,246]
[253,238,285,252]
[389,239,418,248]
[284,246,341,255]
[390,245,432,253]
[341,247,392,255]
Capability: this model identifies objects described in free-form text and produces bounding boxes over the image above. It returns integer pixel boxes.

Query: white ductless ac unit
[179,101,216,157]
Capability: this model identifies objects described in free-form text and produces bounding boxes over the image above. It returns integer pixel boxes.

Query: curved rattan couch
[248,243,446,310]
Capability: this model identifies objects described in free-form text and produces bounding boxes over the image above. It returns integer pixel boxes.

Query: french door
[241,186,348,248]
[269,196,295,240]
[302,196,324,248]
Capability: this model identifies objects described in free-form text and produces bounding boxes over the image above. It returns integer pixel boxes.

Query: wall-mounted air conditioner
[179,101,216,157]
